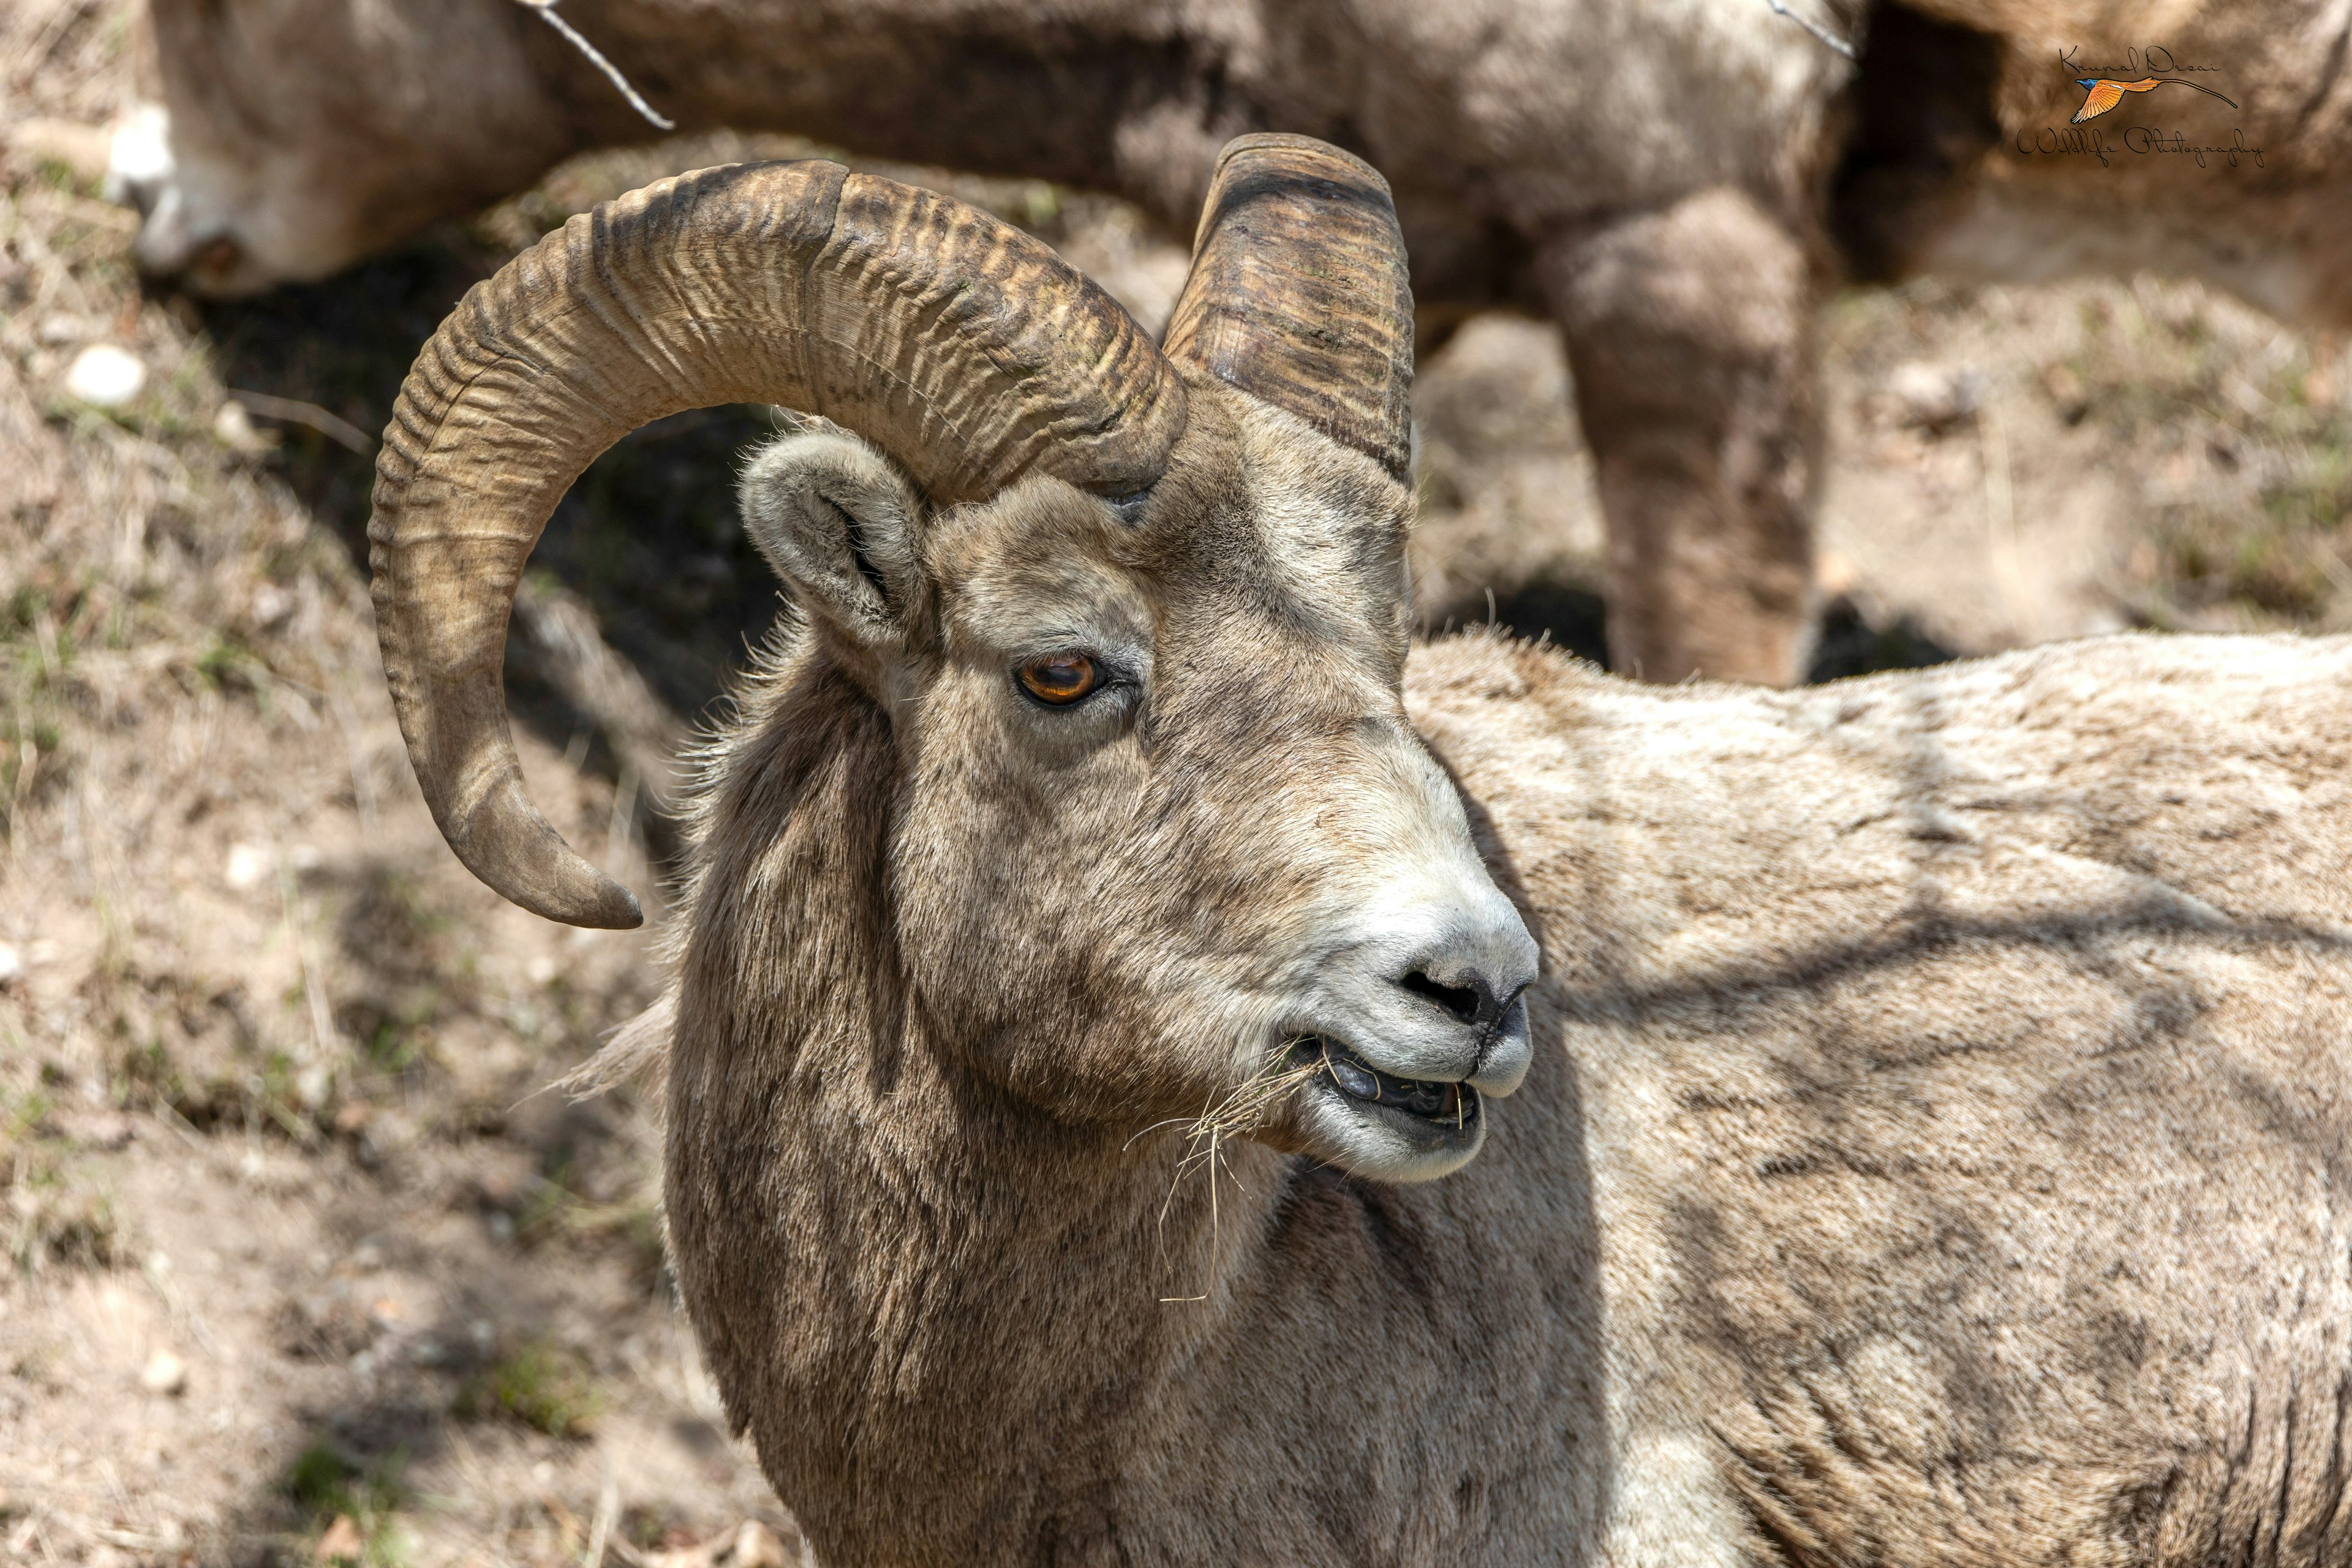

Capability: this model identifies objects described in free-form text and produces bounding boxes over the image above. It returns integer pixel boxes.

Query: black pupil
[1029,657,1093,701]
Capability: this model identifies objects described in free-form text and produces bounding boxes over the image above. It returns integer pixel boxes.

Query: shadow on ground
[1805,595,1957,682]
[189,230,788,733]
[1474,579,1955,684]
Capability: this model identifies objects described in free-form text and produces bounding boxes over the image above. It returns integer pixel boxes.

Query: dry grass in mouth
[1144,1033,1495,1302]
[1140,1042,1325,1303]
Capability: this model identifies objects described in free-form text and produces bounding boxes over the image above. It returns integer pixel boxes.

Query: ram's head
[371,136,1537,1182]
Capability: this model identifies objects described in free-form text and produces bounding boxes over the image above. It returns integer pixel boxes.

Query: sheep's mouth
[1297,1038,1480,1130]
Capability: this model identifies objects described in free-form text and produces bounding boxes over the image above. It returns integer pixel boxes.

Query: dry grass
[1144,1046,1325,1303]
[0,1,796,1560]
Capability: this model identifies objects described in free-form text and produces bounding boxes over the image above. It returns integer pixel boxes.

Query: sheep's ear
[739,425,927,644]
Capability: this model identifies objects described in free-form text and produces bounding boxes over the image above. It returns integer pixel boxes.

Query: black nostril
[1399,968,1491,1026]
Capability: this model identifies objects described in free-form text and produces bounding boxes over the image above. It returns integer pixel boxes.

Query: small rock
[225,842,271,890]
[249,582,295,629]
[314,1513,364,1564]
[0,942,21,987]
[213,399,277,454]
[333,1101,374,1136]
[62,344,148,410]
[140,1348,187,1396]
[731,1521,791,1568]
[1884,359,1983,434]
[526,954,559,987]
[36,312,92,347]
[104,105,174,206]
[294,1061,334,1112]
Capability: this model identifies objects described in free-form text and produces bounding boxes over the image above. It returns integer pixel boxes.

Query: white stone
[225,842,270,889]
[36,313,91,347]
[102,104,174,207]
[213,400,272,453]
[139,1348,187,1396]
[294,1062,334,1112]
[0,943,21,986]
[1885,359,1984,432]
[62,344,147,410]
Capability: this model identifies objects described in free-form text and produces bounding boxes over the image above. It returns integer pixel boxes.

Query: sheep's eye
[1019,653,1100,706]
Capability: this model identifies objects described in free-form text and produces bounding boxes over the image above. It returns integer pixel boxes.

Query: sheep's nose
[1398,964,1510,1028]
[1382,905,1539,1095]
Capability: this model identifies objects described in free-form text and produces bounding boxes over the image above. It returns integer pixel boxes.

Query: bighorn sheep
[373,135,2352,1562]
[153,0,2346,687]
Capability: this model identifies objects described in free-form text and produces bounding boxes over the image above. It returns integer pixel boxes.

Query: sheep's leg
[1542,189,1823,686]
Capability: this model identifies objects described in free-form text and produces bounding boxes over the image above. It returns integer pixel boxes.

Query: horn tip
[1209,133,1393,198]
[446,775,648,929]
[562,878,646,930]
[505,864,643,929]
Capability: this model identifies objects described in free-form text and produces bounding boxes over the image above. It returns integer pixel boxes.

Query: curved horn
[1162,134,1413,481]
[370,160,1188,927]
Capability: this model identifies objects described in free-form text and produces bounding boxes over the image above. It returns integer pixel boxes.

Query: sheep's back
[1408,630,2352,1566]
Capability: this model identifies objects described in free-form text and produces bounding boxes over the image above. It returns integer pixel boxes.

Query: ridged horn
[370,159,1188,928]
[1162,134,1413,481]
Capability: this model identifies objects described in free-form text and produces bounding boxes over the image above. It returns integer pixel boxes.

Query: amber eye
[1018,653,1101,706]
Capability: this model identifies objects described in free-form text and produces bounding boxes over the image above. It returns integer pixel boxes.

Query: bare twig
[1980,399,2026,631]
[513,0,677,131]
[584,1466,619,1568]
[224,390,373,454]
[1760,0,1858,59]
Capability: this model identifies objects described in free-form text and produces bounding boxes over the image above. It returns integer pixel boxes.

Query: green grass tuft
[456,1338,603,1437]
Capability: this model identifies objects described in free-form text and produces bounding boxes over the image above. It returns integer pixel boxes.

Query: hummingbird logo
[2071,76,2239,123]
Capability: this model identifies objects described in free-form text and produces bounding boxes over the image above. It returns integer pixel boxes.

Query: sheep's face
[737,384,1537,1182]
[125,0,571,295]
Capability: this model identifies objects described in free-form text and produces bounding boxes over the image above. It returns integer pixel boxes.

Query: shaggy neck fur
[661,620,1604,1566]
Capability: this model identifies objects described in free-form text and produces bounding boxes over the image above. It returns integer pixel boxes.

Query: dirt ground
[7,2,2352,1564]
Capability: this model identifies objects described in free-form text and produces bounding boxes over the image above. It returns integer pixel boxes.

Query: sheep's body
[1417,630,2352,1562]
[661,621,2352,1564]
